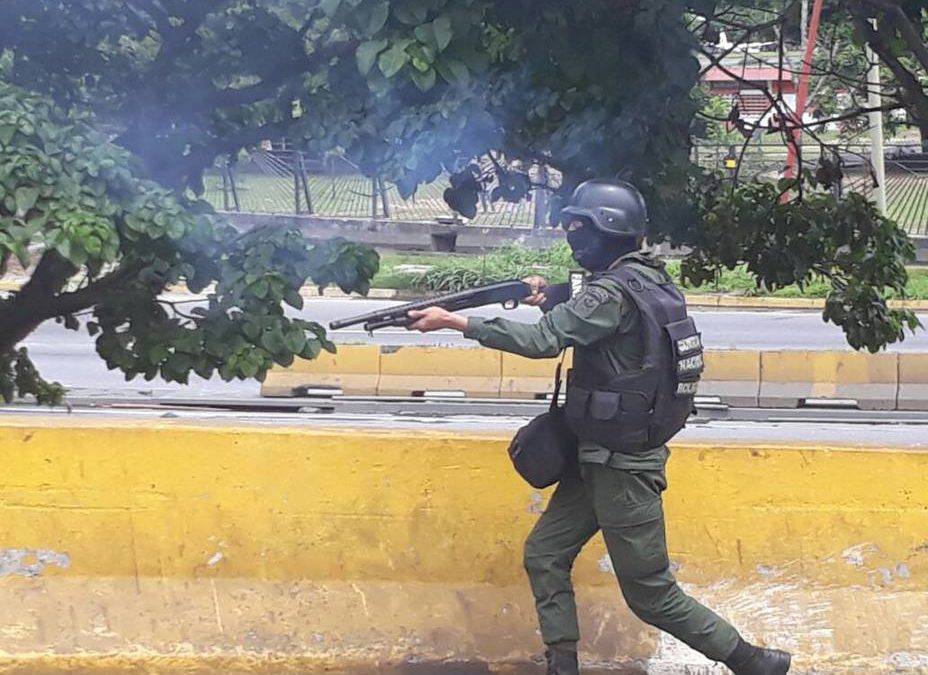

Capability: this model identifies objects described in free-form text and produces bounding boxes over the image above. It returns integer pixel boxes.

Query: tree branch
[0,251,78,352]
[50,264,145,317]
[209,35,352,109]
[887,4,928,74]
[851,6,928,131]
[147,0,231,83]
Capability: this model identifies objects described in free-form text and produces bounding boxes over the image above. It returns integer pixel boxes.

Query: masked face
[564,219,619,271]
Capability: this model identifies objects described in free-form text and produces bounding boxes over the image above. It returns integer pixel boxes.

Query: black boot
[724,639,791,675]
[544,645,579,675]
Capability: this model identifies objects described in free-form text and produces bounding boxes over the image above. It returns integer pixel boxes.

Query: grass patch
[370,244,928,300]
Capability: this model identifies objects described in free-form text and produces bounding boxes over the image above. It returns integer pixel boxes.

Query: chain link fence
[694,141,928,236]
[202,149,545,228]
[203,144,928,236]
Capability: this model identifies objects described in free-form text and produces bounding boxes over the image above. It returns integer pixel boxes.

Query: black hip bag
[507,354,577,488]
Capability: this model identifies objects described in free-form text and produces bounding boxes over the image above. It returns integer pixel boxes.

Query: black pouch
[508,357,577,488]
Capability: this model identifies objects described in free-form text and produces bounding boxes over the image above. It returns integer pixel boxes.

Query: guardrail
[261,346,928,411]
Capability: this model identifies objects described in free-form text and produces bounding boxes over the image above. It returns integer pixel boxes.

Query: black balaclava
[566,225,638,272]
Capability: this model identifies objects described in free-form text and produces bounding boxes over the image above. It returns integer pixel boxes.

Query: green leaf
[356,39,389,76]
[320,0,342,16]
[252,278,270,299]
[166,217,186,240]
[285,330,307,354]
[56,237,71,260]
[300,339,322,360]
[411,67,436,91]
[435,58,469,85]
[68,244,88,267]
[365,1,390,36]
[283,288,304,309]
[393,1,427,24]
[0,125,15,145]
[432,16,452,51]
[12,241,29,268]
[414,23,435,47]
[378,43,409,78]
[261,327,287,354]
[14,187,40,213]
[408,41,435,68]
[445,58,470,84]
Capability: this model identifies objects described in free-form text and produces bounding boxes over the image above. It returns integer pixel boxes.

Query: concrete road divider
[499,351,573,399]
[262,347,928,410]
[701,351,761,407]
[0,416,925,674]
[899,353,928,411]
[377,345,501,397]
[261,345,380,396]
[759,351,899,409]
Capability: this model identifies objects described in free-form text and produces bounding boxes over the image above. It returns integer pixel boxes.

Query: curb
[685,294,928,311]
[4,278,926,310]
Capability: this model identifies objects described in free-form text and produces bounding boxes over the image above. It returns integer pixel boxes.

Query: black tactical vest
[564,264,703,453]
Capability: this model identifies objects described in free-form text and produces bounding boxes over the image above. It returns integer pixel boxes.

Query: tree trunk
[0,252,75,353]
[0,310,49,355]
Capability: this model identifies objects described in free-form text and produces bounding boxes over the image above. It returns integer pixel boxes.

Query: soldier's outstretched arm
[407,279,629,359]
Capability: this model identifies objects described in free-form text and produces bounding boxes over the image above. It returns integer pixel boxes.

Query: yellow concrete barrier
[899,353,928,411]
[759,350,899,409]
[261,346,928,410]
[0,417,925,674]
[378,345,501,397]
[499,351,573,399]
[700,351,761,406]
[715,296,824,309]
[261,345,380,396]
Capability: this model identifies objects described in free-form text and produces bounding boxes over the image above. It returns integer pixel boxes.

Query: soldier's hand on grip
[522,275,548,307]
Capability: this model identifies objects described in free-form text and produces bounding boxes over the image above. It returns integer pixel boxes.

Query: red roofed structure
[703,65,798,121]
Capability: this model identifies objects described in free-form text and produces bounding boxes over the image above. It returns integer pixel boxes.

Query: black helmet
[560,179,648,237]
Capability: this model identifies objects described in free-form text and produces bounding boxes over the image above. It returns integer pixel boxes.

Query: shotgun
[330,280,533,332]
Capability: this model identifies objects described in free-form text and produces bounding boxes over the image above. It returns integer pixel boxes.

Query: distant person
[407,180,791,675]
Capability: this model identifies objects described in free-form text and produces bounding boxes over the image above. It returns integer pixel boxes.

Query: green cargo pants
[523,462,741,662]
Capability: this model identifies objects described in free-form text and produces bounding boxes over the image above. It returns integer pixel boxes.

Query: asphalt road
[20,295,928,398]
[4,404,927,447]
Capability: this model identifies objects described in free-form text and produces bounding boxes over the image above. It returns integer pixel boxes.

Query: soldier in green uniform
[408,180,791,675]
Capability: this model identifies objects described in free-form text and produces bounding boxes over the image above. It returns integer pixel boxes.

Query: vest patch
[569,271,586,298]
[573,286,610,318]
[676,381,699,396]
[677,353,704,376]
[676,334,702,355]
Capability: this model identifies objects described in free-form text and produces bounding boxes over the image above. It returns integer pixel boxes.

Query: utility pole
[866,23,887,215]
[785,0,824,179]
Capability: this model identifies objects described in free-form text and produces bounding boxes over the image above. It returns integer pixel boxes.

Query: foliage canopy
[0,82,377,403]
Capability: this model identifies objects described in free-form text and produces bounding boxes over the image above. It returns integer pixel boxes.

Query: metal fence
[202,150,543,228]
[694,142,928,236]
[203,144,928,236]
